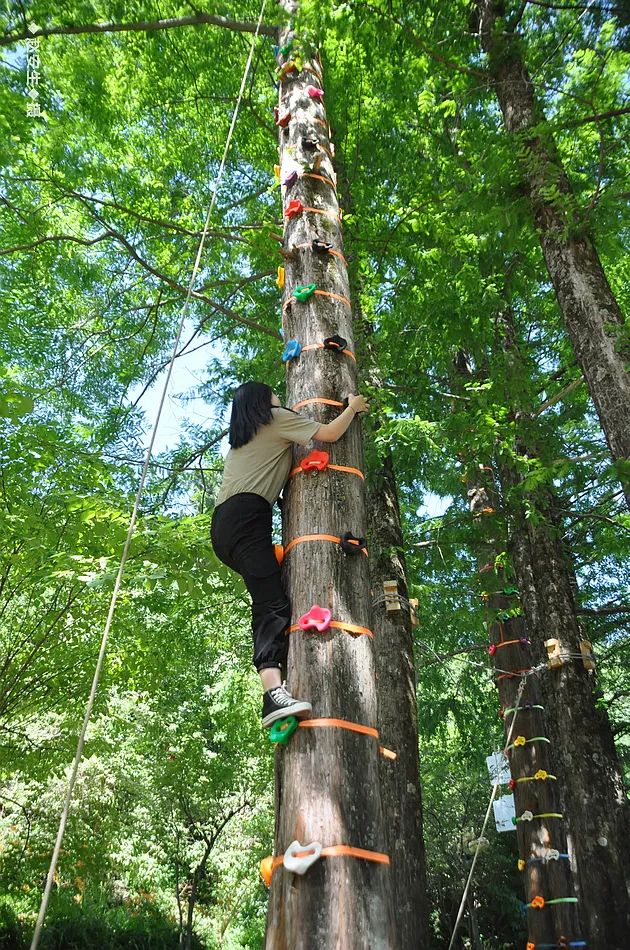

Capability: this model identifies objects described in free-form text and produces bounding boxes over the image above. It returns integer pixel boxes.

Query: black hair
[228,381,275,448]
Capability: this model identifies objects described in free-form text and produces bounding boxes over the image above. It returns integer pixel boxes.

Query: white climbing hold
[283,840,323,875]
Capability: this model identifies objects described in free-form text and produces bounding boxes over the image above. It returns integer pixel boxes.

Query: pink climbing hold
[306,85,324,99]
[488,644,497,656]
[299,605,332,632]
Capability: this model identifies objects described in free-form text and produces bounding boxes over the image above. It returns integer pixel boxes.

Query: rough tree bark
[336,154,430,949]
[265,22,395,950]
[470,476,583,947]
[476,0,630,510]
[366,451,430,950]
[455,355,583,947]
[491,313,630,949]
[496,468,630,949]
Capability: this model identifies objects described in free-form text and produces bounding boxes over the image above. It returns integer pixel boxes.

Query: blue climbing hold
[282,339,302,362]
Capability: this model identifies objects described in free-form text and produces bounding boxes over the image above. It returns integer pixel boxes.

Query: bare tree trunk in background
[493,311,630,949]
[455,357,582,948]
[476,0,630,510]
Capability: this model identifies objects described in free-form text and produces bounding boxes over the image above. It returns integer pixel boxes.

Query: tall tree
[266,15,396,948]
[475,0,630,509]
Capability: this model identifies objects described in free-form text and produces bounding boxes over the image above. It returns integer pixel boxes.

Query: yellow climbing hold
[277,266,285,289]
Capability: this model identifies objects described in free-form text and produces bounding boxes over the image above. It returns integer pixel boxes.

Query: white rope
[29,3,268,946]
[446,674,528,950]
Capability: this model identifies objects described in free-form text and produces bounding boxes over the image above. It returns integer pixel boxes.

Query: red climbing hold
[488,644,497,656]
[299,605,333,632]
[285,199,304,219]
[274,107,291,127]
[300,449,329,473]
[508,778,516,791]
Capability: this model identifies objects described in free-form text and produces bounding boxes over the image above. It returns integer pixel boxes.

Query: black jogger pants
[210,492,290,672]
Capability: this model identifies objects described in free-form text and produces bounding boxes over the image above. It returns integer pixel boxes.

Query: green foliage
[1,1,629,946]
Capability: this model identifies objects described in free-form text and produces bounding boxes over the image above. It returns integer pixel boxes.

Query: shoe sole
[262,702,312,728]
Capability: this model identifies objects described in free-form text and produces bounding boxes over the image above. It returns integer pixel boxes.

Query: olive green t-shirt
[215,408,321,507]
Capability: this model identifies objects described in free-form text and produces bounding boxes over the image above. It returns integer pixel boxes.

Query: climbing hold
[498,707,505,719]
[280,41,293,56]
[282,339,302,362]
[274,544,285,566]
[283,840,323,875]
[260,856,274,887]
[526,944,535,950]
[300,449,329,472]
[520,637,531,647]
[272,44,280,57]
[520,810,534,822]
[283,170,299,188]
[274,107,292,128]
[513,736,526,747]
[497,611,512,621]
[293,283,317,302]
[544,849,560,862]
[306,85,324,99]
[269,716,299,745]
[312,239,333,254]
[277,60,299,80]
[274,164,281,183]
[503,586,519,596]
[285,199,304,219]
[302,137,319,151]
[488,644,497,656]
[518,859,526,871]
[530,895,545,909]
[340,532,367,556]
[299,605,332,632]
[277,266,285,289]
[323,334,348,351]
[508,778,516,791]
[534,770,550,782]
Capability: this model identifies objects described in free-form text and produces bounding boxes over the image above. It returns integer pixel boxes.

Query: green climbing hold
[269,716,299,745]
[281,41,293,56]
[503,586,519,596]
[294,283,316,302]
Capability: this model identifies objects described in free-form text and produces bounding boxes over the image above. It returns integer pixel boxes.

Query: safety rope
[29,4,268,946]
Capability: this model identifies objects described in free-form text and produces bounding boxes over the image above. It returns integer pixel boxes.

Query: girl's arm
[315,394,368,442]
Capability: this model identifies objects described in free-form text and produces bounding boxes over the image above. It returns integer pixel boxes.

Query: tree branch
[0,13,277,48]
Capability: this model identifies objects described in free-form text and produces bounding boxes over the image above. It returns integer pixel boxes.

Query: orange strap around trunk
[494,639,523,649]
[299,719,397,759]
[291,397,344,411]
[289,461,364,479]
[287,619,373,637]
[496,667,533,682]
[301,342,356,362]
[292,242,347,264]
[303,172,336,191]
[283,534,369,557]
[270,845,390,877]
[284,289,351,310]
[294,206,340,222]
[299,718,379,739]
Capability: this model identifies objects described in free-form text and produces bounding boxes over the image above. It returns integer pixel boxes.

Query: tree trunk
[491,313,630,949]
[367,452,430,950]
[476,0,630,510]
[456,398,582,947]
[497,469,630,949]
[335,148,430,949]
[265,24,395,949]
